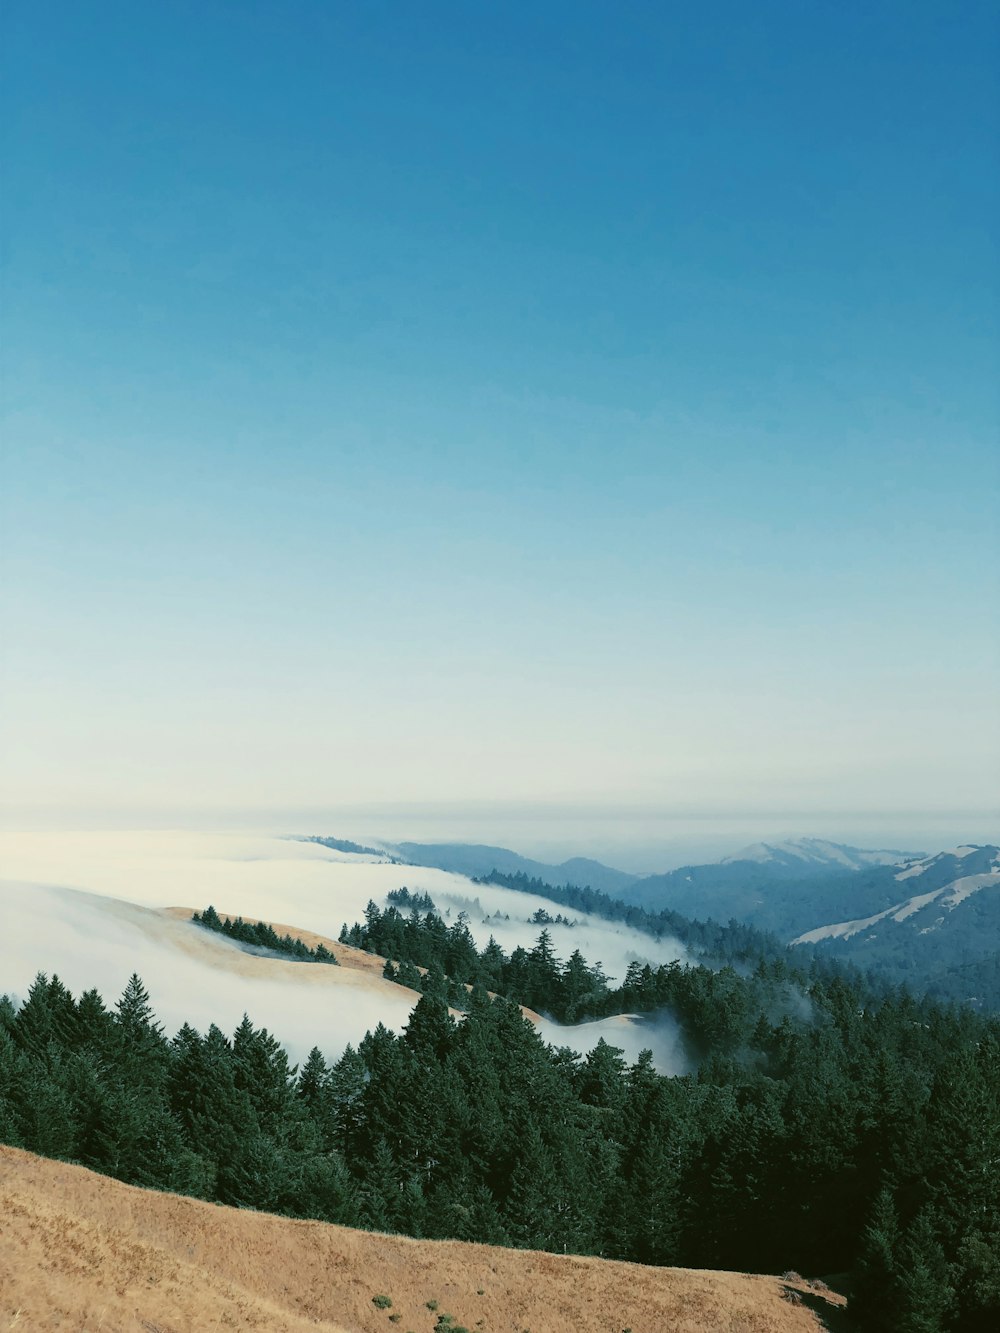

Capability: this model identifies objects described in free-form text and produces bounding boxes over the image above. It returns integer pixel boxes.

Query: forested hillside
[473,868,790,962]
[340,896,830,1041]
[613,844,997,953]
[479,859,1000,1011]
[193,905,340,963]
[2,954,997,1332]
[792,848,1000,1008]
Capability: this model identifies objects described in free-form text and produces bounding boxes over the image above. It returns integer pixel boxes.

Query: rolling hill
[790,845,1000,1004]
[0,1144,847,1333]
[719,838,919,872]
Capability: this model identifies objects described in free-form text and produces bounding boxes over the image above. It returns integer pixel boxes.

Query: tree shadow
[779,1276,853,1331]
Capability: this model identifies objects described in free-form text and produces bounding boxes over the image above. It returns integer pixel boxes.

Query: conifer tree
[403,993,455,1065]
[19,1054,77,1159]
[954,1227,1000,1332]
[896,1208,955,1333]
[0,1028,28,1147]
[855,1186,902,1329]
[358,1137,404,1232]
[111,974,167,1083]
[504,1122,563,1251]
[14,973,76,1056]
[232,1014,297,1138]
[329,1042,368,1151]
[74,988,114,1053]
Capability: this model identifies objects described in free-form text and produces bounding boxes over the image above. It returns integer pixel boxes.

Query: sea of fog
[0,880,418,1066]
[0,831,690,1073]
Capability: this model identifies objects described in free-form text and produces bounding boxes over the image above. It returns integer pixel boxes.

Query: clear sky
[2,2,998,858]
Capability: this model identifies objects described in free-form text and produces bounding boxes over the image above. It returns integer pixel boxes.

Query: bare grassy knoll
[1,1146,845,1333]
[162,905,400,980]
[162,906,545,1020]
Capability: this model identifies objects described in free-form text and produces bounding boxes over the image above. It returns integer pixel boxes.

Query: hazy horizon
[1,803,995,876]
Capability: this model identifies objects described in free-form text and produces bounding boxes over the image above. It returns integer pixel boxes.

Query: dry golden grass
[161,907,545,1022]
[161,906,394,979]
[1,1146,845,1333]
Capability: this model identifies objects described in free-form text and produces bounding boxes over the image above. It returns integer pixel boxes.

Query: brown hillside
[161,905,393,978]
[162,906,545,1022]
[1,1146,845,1333]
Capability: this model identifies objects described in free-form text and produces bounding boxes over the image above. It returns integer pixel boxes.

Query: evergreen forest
[2,933,999,1332]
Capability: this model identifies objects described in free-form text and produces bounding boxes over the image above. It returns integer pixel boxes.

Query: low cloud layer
[430,879,688,989]
[536,1012,689,1076]
[0,881,416,1065]
[0,831,693,1071]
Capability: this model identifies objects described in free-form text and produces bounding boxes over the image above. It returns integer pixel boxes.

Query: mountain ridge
[793,845,1000,944]
[376,839,641,896]
[786,845,1000,1006]
[720,836,921,870]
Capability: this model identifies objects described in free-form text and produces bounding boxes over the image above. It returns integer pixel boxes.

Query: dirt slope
[1,1146,845,1333]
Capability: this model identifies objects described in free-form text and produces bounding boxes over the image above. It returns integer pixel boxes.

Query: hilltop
[0,1145,846,1333]
[789,845,1000,1004]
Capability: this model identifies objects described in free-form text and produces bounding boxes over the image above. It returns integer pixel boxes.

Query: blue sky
[2,2,998,856]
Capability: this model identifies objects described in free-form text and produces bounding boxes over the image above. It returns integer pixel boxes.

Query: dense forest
[340,896,854,1038]
[2,950,998,1331]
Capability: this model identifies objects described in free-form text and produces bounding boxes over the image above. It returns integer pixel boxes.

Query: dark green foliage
[344,899,860,1077]
[897,1209,955,1332]
[1,962,998,1333]
[397,959,423,990]
[474,869,791,965]
[387,887,437,913]
[192,907,339,964]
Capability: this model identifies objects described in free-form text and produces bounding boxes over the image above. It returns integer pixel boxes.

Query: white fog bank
[0,880,418,1064]
[0,830,691,1071]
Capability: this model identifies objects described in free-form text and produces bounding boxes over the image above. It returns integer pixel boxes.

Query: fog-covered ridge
[0,830,691,1072]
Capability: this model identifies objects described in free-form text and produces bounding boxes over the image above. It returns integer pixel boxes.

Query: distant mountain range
[719,837,918,871]
[363,835,917,904]
[377,841,640,897]
[792,845,1000,944]
[617,838,926,937]
[361,834,1000,1008]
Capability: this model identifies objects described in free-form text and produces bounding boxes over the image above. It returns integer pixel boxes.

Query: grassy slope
[162,905,399,979]
[0,1146,845,1333]
[164,906,546,1020]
